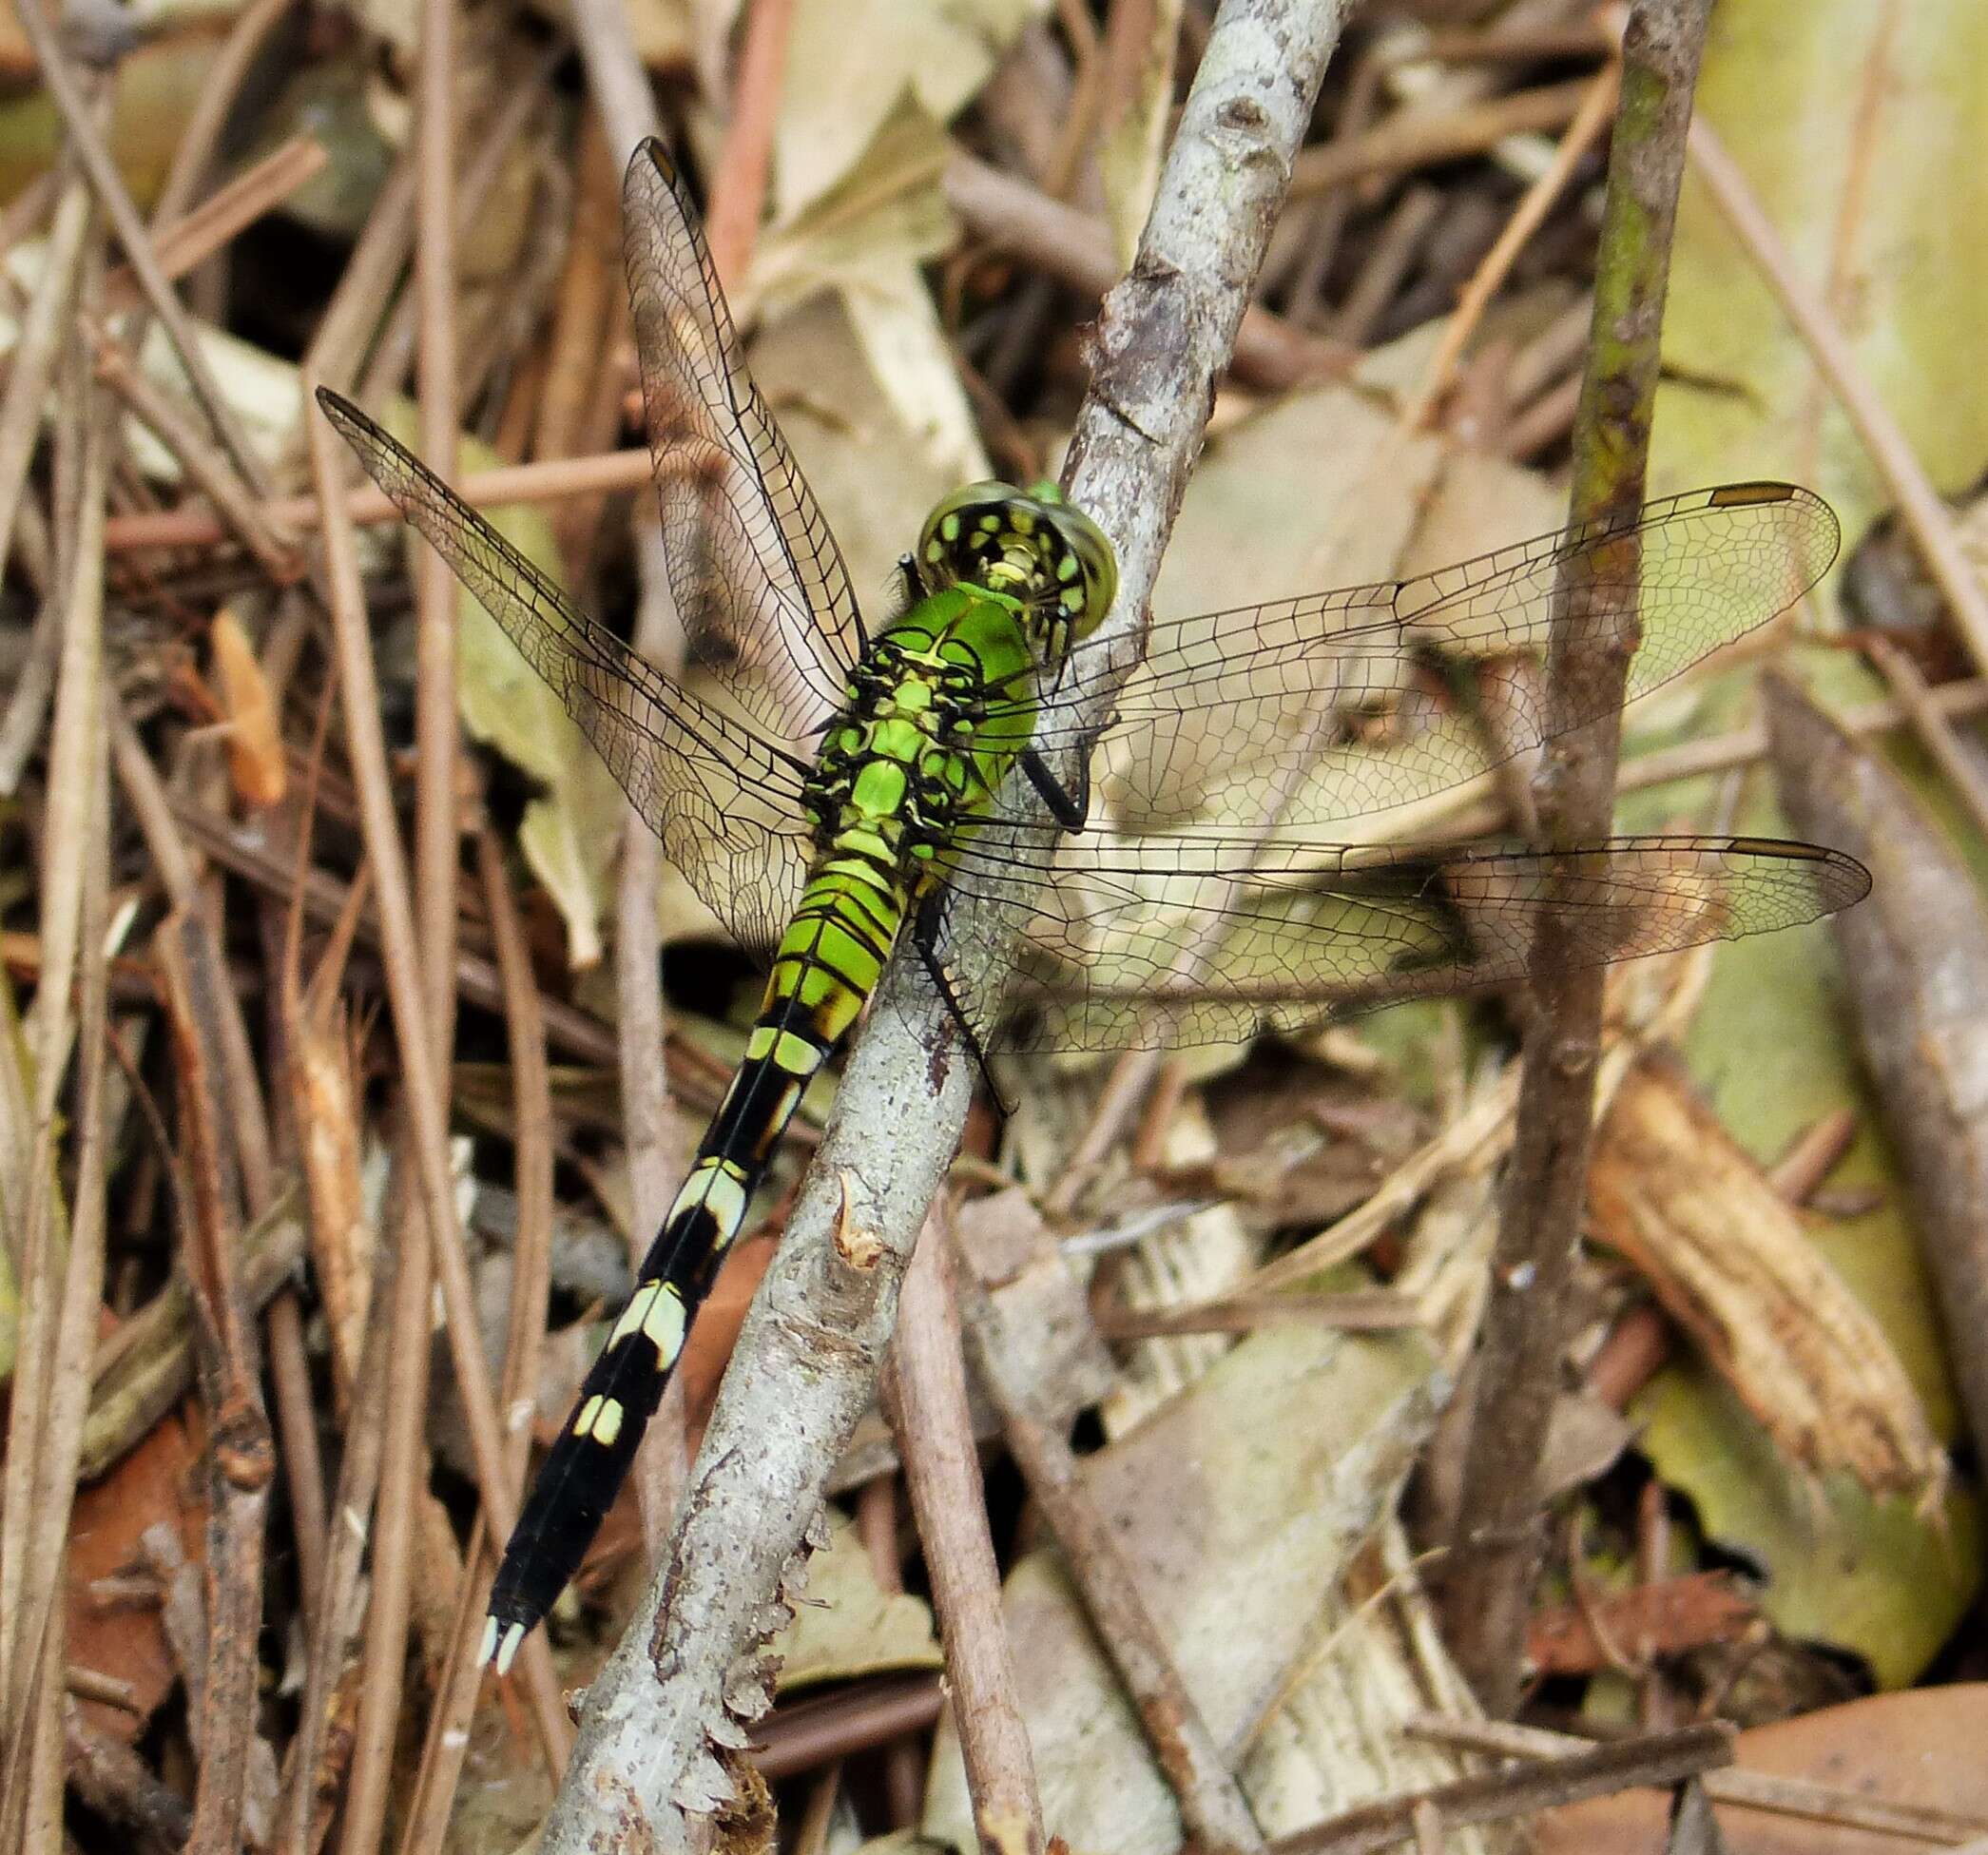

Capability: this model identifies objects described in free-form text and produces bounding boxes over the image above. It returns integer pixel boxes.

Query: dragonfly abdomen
[479,867,904,1671]
[481,597,1052,1667]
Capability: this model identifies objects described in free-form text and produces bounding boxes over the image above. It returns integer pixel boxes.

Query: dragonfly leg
[1022,746,1090,830]
[911,893,1009,1111]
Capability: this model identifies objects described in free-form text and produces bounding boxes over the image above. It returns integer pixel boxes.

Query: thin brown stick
[1689,119,1988,674]
[1290,76,1596,196]
[1865,637,1988,843]
[272,1159,398,1855]
[0,227,109,1838]
[0,589,110,1851]
[1398,21,1616,67]
[1444,0,1711,1716]
[338,1191,435,1855]
[1043,1048,1164,1219]
[752,1675,946,1781]
[1406,62,1620,425]
[942,153,1355,391]
[1405,1713,1988,1844]
[301,145,418,396]
[109,133,328,314]
[704,0,795,286]
[413,0,461,1059]
[955,1242,1264,1855]
[853,1478,925,1826]
[158,921,276,1855]
[1271,1723,1732,1853]
[13,0,275,497]
[533,115,618,567]
[0,171,91,593]
[1095,1286,1423,1341]
[883,1210,1044,1855]
[103,443,655,552]
[1324,182,1439,346]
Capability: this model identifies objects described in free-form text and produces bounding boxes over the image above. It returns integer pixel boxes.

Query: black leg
[912,894,1008,1112]
[1022,747,1090,830]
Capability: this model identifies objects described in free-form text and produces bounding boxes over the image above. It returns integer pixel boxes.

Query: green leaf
[1654,0,1988,612]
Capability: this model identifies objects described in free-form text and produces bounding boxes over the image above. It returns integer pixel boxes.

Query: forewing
[623,141,865,745]
[942,828,1868,1051]
[318,390,814,960]
[1008,483,1839,834]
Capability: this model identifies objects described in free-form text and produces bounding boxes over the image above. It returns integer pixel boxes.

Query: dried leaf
[208,607,286,809]
[924,1324,1445,1855]
[1590,1053,1942,1500]
[1656,2,1988,602]
[67,1412,202,1741]
[769,1505,942,1691]
[1540,1684,1988,1853]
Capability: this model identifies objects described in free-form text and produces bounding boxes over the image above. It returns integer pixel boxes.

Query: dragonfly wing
[1004,483,1839,834]
[941,828,1868,1051]
[623,141,866,747]
[318,390,815,960]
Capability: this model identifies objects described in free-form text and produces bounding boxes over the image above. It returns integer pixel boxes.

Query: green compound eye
[1042,501,1116,636]
[910,482,1115,638]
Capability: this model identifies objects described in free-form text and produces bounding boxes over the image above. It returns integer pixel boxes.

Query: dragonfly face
[915,480,1118,667]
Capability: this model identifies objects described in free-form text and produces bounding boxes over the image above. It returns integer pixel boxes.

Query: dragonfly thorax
[803,628,991,876]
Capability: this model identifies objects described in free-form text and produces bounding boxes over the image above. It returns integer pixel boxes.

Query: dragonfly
[318,139,1868,1673]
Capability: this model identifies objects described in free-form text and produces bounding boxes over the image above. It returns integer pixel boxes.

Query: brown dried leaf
[208,607,286,809]
[1590,1053,1943,1502]
[1528,1572,1756,1676]
[67,1410,202,1741]
[1539,1684,1988,1854]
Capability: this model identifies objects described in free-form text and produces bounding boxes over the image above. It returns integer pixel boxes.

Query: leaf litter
[5,3,1987,1852]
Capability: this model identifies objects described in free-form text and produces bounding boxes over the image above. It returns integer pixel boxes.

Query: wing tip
[1721,835,1872,914]
[628,134,679,190]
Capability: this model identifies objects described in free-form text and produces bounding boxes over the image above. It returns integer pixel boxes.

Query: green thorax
[803,584,1038,898]
[801,476,1117,905]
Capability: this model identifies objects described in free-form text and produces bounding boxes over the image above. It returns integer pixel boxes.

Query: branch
[537,1,1357,1845]
[1442,0,1713,1713]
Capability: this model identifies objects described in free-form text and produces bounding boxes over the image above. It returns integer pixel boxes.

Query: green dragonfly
[318,140,1867,1673]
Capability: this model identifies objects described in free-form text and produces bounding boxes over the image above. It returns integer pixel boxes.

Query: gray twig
[536,2,1355,1845]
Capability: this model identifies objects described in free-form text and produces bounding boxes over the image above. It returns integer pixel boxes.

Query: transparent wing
[997,483,1838,833]
[941,827,1868,1051]
[318,390,815,959]
[623,140,865,747]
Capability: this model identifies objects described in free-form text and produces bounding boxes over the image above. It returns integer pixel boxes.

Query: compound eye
[917,481,1028,581]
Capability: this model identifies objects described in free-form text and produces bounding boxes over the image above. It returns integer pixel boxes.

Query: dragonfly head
[916,481,1117,661]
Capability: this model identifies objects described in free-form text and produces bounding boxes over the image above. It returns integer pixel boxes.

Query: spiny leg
[912,891,1008,1112]
[1022,745,1091,830]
